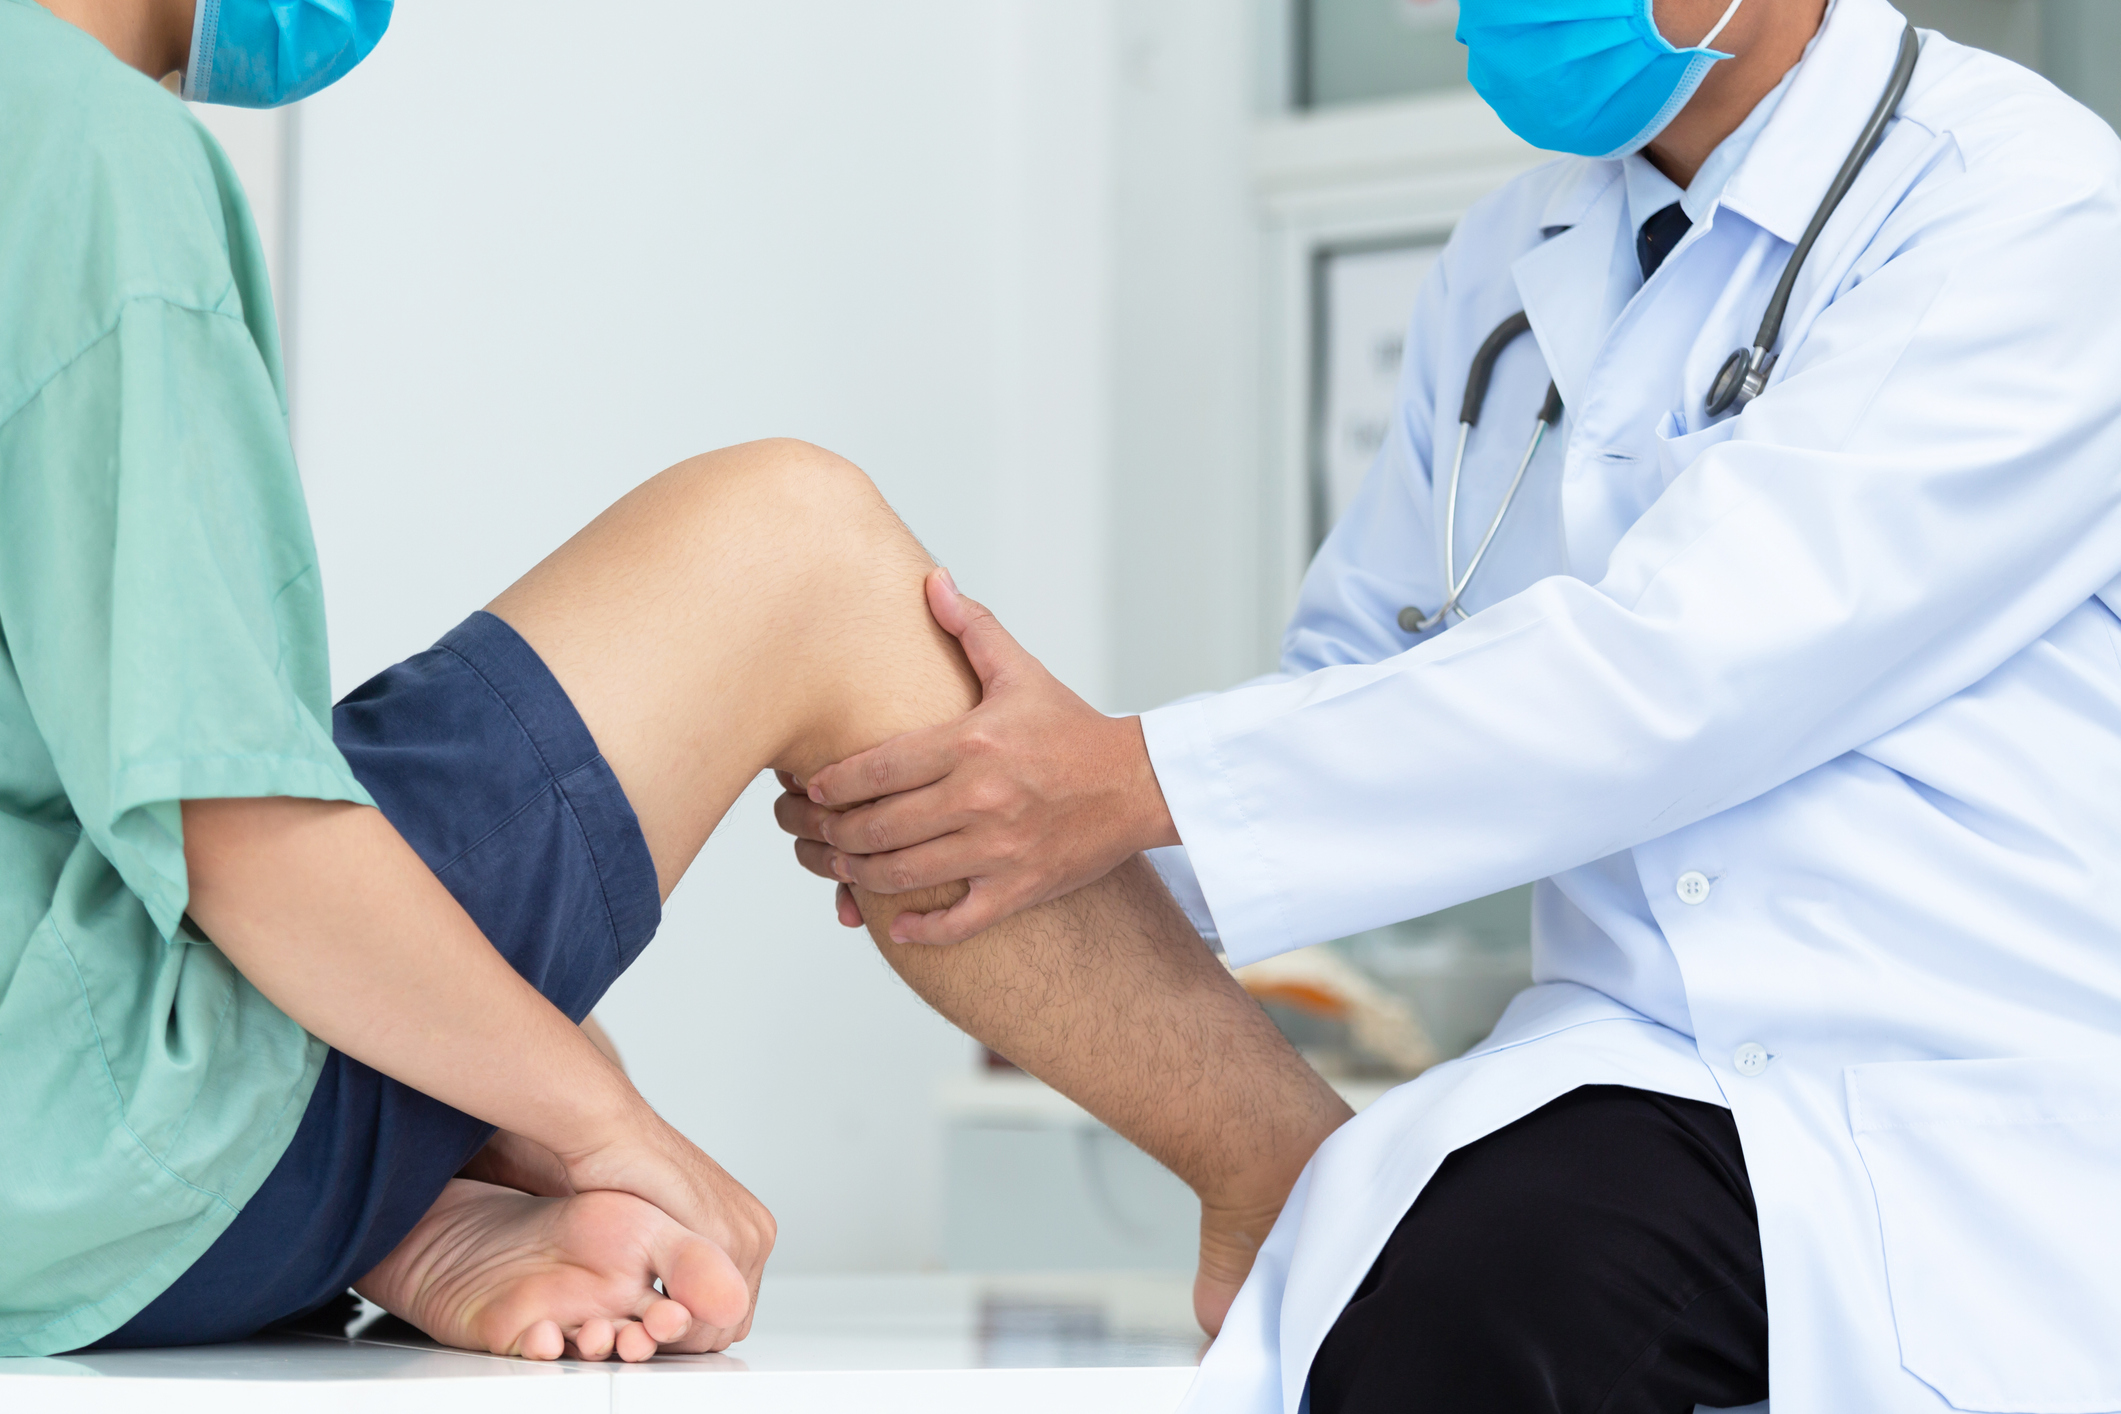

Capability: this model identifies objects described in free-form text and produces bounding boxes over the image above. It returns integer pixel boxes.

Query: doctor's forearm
[181,796,653,1163]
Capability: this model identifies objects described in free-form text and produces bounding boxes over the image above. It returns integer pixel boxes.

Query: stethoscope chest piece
[1706,345,1772,417]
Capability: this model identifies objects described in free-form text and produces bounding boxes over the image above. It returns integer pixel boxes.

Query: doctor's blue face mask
[1456,0,1744,159]
[183,0,395,108]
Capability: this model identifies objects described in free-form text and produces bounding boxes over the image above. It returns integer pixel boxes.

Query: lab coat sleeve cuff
[1140,697,1300,968]
[1144,845,1219,948]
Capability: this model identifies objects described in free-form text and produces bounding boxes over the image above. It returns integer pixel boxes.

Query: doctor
[782,0,2121,1408]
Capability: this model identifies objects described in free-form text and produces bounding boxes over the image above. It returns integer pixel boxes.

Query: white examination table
[1,1272,1203,1413]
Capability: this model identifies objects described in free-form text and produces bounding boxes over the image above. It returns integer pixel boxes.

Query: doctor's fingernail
[832,854,851,881]
[808,783,824,804]
[937,567,958,594]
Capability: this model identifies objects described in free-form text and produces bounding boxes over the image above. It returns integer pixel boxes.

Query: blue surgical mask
[1456,0,1744,159]
[183,0,394,108]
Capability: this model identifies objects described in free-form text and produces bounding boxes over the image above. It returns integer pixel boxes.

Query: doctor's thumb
[926,569,1022,688]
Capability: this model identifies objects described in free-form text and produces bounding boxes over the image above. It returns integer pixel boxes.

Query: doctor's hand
[776,569,1180,946]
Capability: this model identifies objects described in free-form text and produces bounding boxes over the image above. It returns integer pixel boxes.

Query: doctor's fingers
[807,719,961,809]
[773,788,836,848]
[833,834,979,899]
[779,833,870,927]
[883,880,1014,947]
[789,835,840,882]
[814,780,982,859]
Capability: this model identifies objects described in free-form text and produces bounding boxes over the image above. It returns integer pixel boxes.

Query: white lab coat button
[1675,870,1712,905]
[1733,1042,1771,1076]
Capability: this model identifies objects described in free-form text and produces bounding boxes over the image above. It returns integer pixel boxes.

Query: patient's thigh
[486,439,978,901]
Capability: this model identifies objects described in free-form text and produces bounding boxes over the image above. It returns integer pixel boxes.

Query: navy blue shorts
[94,611,663,1349]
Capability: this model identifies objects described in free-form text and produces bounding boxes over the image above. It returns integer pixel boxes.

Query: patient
[0,0,1349,1362]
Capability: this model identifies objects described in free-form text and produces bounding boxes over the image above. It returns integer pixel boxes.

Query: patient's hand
[784,569,1181,946]
[462,1128,575,1197]
[557,1113,777,1348]
[462,1015,629,1197]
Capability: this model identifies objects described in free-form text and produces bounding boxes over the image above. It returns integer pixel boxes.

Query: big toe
[662,1232,750,1332]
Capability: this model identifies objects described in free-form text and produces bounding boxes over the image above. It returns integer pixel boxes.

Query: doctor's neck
[1645,0,1828,188]
[43,0,195,83]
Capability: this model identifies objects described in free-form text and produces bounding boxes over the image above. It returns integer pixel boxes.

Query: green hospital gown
[0,0,373,1354]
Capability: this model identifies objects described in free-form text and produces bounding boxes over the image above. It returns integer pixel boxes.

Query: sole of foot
[356,1178,748,1360]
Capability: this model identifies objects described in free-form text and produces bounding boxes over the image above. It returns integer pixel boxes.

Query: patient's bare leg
[483,439,1349,1332]
[867,854,1352,1331]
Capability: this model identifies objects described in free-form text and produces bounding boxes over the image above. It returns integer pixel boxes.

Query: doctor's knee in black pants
[1306,1085,1769,1414]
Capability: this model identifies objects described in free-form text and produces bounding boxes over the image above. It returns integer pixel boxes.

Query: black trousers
[1307,1085,1770,1414]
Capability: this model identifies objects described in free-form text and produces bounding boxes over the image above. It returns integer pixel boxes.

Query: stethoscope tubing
[1407,378,1559,633]
[1706,23,1921,414]
[1402,24,1923,633]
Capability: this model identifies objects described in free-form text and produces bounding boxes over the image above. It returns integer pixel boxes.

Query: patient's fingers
[808,720,956,809]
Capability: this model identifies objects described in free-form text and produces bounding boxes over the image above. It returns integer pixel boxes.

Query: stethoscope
[1400,23,1922,636]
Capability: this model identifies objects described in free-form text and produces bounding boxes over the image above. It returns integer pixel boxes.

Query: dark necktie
[1637,200,1693,281]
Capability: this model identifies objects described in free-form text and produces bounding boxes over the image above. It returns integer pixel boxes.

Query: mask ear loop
[181,0,221,101]
[1695,0,1746,53]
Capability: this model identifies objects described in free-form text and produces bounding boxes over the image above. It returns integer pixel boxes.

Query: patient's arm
[182,794,769,1352]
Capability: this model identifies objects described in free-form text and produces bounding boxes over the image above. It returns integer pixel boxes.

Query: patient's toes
[573,1316,617,1361]
[642,1295,692,1345]
[616,1319,661,1363]
[361,1180,738,1363]
[519,1319,566,1361]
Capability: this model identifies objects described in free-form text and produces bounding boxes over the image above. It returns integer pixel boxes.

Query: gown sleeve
[0,297,371,940]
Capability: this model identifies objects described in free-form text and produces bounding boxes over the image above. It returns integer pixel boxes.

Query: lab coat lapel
[1718,0,1914,245]
[1510,169,1633,416]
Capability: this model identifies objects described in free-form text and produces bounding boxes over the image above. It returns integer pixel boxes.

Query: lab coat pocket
[1848,1059,2121,1413]
[1652,408,1739,488]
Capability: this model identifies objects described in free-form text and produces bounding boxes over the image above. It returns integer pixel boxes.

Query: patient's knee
[664,439,893,547]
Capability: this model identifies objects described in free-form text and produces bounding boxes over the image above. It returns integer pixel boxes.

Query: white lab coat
[1140,0,2121,1409]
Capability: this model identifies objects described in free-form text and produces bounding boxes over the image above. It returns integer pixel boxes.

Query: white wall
[1109,0,1266,711]
[274,0,1149,1274]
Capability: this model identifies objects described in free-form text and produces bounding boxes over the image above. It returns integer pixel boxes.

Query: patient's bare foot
[1196,1193,1284,1336]
[1192,1097,1352,1335]
[356,1179,749,1360]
